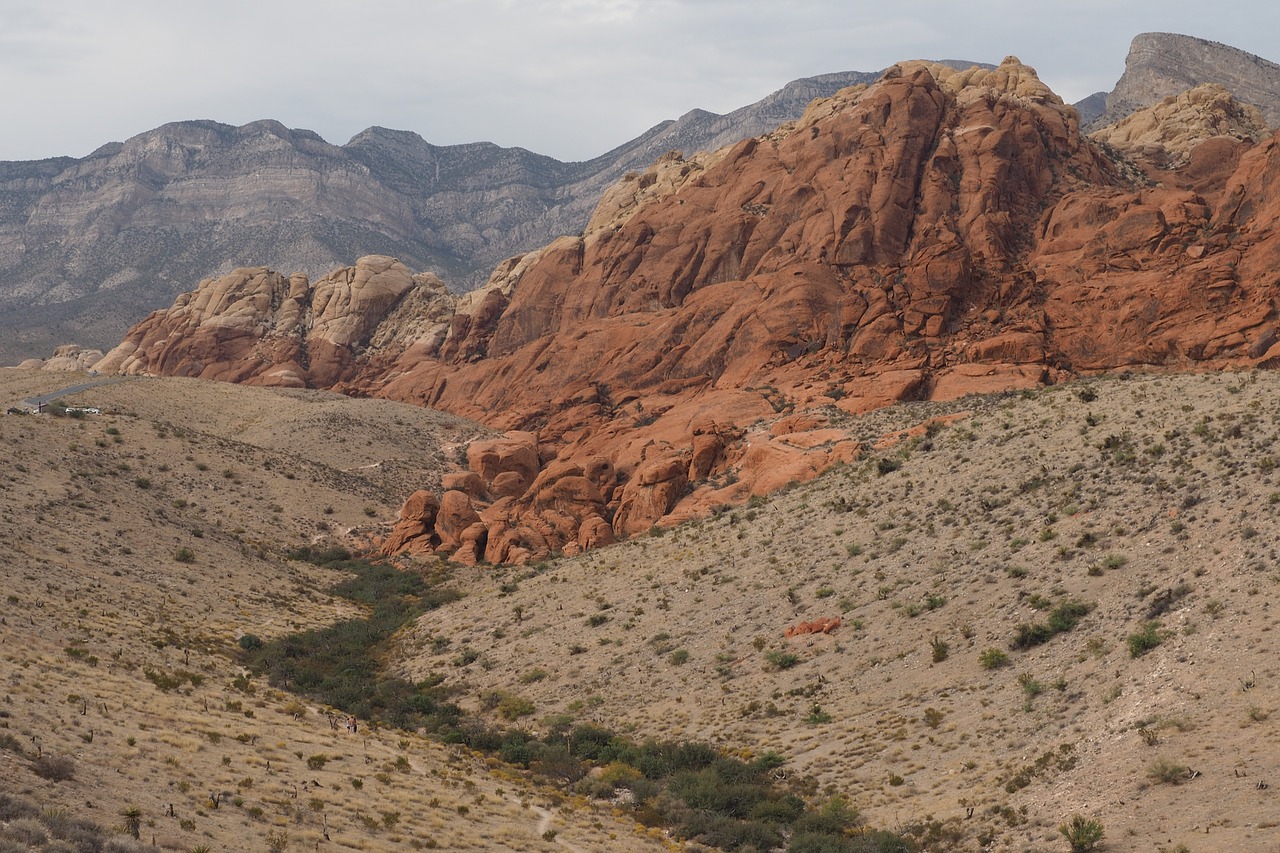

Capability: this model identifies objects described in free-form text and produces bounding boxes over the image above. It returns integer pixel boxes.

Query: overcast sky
[2,0,1277,164]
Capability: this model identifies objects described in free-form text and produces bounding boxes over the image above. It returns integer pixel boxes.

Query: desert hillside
[392,369,1280,851]
[4,367,1280,851]
[0,369,671,852]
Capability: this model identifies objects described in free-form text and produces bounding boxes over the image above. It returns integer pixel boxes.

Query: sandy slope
[395,369,1280,851]
[0,369,670,852]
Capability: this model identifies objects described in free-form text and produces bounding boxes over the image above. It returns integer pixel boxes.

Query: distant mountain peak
[1089,32,1280,130]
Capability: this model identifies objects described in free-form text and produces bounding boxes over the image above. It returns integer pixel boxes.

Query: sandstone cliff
[94,255,456,390]
[89,57,1280,564]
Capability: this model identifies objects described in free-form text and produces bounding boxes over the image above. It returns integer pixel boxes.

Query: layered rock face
[1090,32,1280,130]
[90,57,1280,563]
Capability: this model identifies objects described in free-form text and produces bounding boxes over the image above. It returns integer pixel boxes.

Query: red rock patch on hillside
[89,58,1280,563]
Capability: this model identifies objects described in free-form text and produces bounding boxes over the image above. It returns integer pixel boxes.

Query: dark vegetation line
[240,548,916,853]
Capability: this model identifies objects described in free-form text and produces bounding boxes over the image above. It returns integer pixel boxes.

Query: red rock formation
[89,58,1280,563]
[434,490,483,552]
[784,618,842,637]
[94,256,454,388]
[381,491,440,557]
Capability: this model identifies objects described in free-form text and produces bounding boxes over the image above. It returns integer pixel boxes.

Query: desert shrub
[876,457,902,475]
[173,547,195,563]
[497,693,535,721]
[1147,756,1188,784]
[1049,600,1092,632]
[285,544,352,565]
[1,817,48,846]
[1010,622,1054,650]
[31,755,76,782]
[765,649,800,670]
[238,634,264,651]
[978,648,1009,669]
[1127,621,1163,658]
[792,795,860,836]
[1012,600,1093,650]
[1059,814,1105,851]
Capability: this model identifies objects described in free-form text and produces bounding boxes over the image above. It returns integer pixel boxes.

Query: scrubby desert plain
[0,368,673,852]
[3,365,1280,852]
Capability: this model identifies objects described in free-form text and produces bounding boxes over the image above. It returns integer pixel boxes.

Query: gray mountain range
[3,34,1279,364]
[0,70,889,363]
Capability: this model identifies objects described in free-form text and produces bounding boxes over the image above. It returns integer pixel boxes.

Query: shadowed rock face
[87,58,1280,562]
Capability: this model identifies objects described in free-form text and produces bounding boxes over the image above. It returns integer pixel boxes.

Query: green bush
[497,693,535,721]
[1127,621,1163,658]
[1011,600,1093,650]
[1059,814,1104,851]
[876,457,902,475]
[765,649,800,670]
[978,648,1010,669]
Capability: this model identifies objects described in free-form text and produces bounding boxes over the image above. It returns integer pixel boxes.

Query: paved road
[21,376,127,410]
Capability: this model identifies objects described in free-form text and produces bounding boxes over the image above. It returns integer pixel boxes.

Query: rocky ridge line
[0,70,902,364]
[1089,32,1280,131]
[73,58,1280,564]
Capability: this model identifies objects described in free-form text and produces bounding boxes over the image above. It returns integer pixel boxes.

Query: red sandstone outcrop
[84,58,1280,563]
[784,618,842,637]
[381,490,440,557]
[93,256,454,388]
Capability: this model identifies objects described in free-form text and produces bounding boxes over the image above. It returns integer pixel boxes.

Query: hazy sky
[3,0,1277,163]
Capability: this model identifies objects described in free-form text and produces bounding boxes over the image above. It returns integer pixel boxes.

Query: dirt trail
[529,803,586,853]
